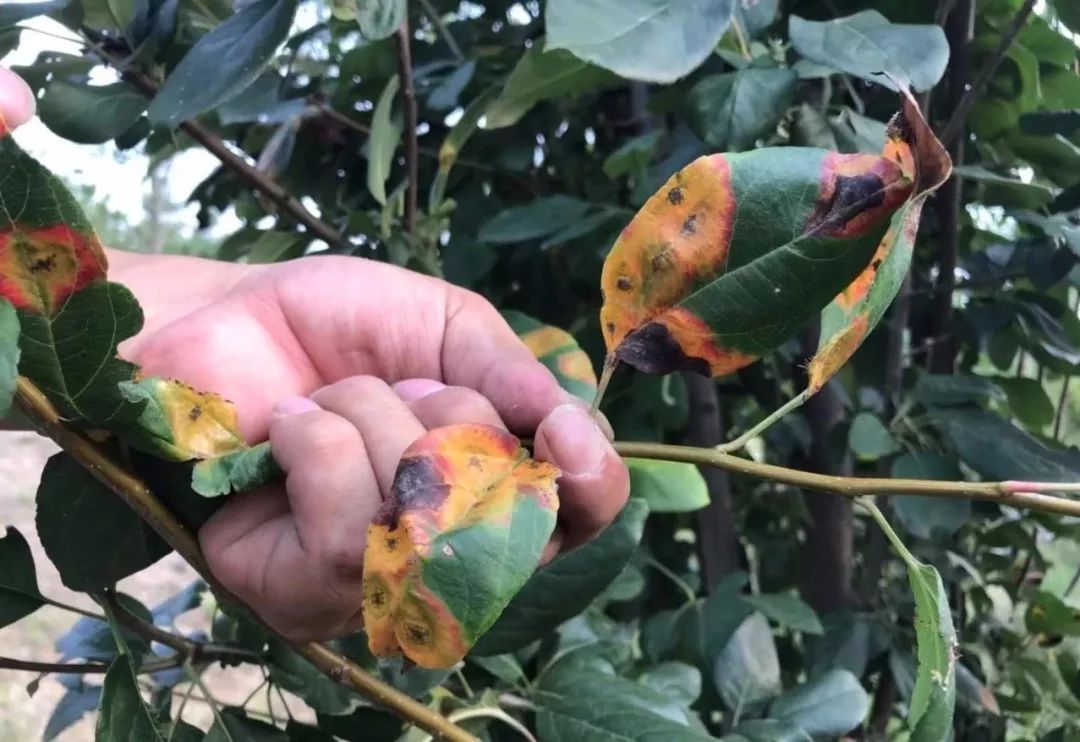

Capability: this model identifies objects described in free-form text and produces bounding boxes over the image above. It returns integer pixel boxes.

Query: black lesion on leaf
[650,247,673,272]
[28,254,57,273]
[404,621,431,646]
[812,173,886,234]
[667,186,684,205]
[616,321,710,376]
[681,214,698,236]
[616,276,632,291]
[871,258,883,271]
[374,456,450,529]
[188,406,202,421]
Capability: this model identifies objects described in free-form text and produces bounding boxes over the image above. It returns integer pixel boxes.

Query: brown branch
[0,649,248,676]
[14,377,476,742]
[611,441,1080,517]
[394,19,419,234]
[101,589,197,656]
[938,0,1037,147]
[85,40,345,249]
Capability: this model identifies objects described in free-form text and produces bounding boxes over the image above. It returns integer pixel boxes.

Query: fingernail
[561,392,615,441]
[392,378,446,402]
[544,403,606,477]
[0,67,35,130]
[272,396,320,418]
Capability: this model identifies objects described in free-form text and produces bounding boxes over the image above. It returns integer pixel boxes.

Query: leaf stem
[418,0,465,62]
[590,355,618,417]
[185,662,233,742]
[39,595,105,621]
[14,376,477,742]
[729,15,752,60]
[857,497,914,565]
[715,390,810,453]
[642,554,697,603]
[612,439,1080,517]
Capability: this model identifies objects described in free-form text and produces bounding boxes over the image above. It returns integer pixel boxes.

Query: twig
[185,662,232,742]
[14,377,476,742]
[730,15,752,60]
[38,595,104,621]
[84,39,345,249]
[939,0,1037,147]
[418,0,465,62]
[394,19,419,234]
[611,440,1080,517]
[0,650,245,676]
[102,589,196,656]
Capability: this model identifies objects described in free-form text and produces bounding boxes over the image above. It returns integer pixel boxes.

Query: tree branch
[418,0,464,62]
[938,0,1037,147]
[14,377,476,742]
[611,441,1080,517]
[394,19,419,235]
[0,649,248,676]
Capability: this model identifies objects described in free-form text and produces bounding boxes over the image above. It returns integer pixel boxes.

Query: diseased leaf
[37,454,169,591]
[120,377,245,461]
[600,146,913,377]
[626,458,709,513]
[356,0,405,41]
[148,0,300,126]
[484,43,619,129]
[192,441,281,497]
[367,75,401,206]
[686,68,796,151]
[96,658,165,741]
[788,11,948,92]
[0,526,45,628]
[474,498,648,655]
[0,131,143,425]
[502,309,597,401]
[0,297,17,416]
[808,91,951,394]
[546,0,735,84]
[1026,591,1080,637]
[38,81,147,145]
[363,424,560,668]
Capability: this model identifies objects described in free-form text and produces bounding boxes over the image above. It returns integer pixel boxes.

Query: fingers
[393,379,506,430]
[0,67,35,132]
[534,403,629,550]
[311,376,426,493]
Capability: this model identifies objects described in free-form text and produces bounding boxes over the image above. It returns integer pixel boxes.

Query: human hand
[0,64,629,642]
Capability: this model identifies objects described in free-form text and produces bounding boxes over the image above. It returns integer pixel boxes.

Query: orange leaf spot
[600,154,735,351]
[0,224,107,315]
[807,314,869,394]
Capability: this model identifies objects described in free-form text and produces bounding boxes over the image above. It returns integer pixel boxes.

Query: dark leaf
[890,452,970,540]
[686,69,796,150]
[714,613,781,711]
[739,593,824,635]
[38,81,147,145]
[769,669,869,737]
[0,526,44,628]
[356,0,405,41]
[96,658,164,741]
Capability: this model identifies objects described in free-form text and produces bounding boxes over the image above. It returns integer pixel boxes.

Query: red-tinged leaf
[502,310,597,401]
[599,145,913,377]
[363,424,559,669]
[119,376,246,461]
[808,89,951,393]
[0,121,143,424]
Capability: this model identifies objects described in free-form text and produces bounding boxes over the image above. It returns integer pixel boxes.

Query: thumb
[0,66,35,134]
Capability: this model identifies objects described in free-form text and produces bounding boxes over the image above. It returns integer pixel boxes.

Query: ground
[0,431,311,740]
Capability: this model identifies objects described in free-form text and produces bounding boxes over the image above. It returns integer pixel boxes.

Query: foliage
[0,0,1079,741]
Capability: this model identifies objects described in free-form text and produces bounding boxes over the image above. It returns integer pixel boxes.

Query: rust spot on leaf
[667,186,684,204]
[616,276,632,291]
[681,214,698,236]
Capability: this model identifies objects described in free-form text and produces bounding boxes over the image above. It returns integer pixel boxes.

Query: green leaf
[217,73,306,126]
[44,680,102,741]
[1020,111,1080,138]
[82,0,137,32]
[848,412,900,461]
[484,43,619,129]
[769,669,869,737]
[367,75,401,206]
[739,593,823,635]
[0,0,67,27]
[734,0,779,39]
[96,658,164,741]
[1053,0,1080,33]
[1026,591,1080,637]
[148,0,300,126]
[0,526,44,628]
[995,377,1055,430]
[36,454,169,591]
[38,81,147,145]
[473,498,648,655]
[206,708,288,741]
[914,373,1004,407]
[715,613,782,711]
[546,0,735,84]
[192,441,282,497]
[429,87,497,210]
[639,662,703,707]
[864,503,956,737]
[788,11,948,92]
[478,196,595,244]
[428,60,476,111]
[733,719,810,741]
[356,0,405,41]
[0,298,17,417]
[1043,70,1080,110]
[605,130,664,179]
[931,407,1080,483]
[890,452,970,540]
[535,665,716,740]
[953,165,1055,209]
[686,68,796,151]
[626,458,709,513]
